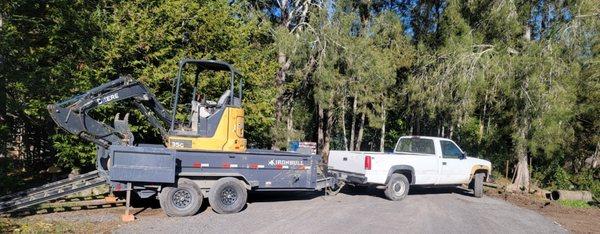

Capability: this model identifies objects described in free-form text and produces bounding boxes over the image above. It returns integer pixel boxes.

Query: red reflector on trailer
[298,165,305,170]
[193,161,202,168]
[250,163,259,169]
[364,155,372,170]
[275,164,283,170]
[223,163,231,168]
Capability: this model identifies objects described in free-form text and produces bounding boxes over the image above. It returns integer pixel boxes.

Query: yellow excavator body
[167,107,246,152]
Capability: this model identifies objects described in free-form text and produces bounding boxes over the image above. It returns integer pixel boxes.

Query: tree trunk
[441,124,445,138]
[317,104,324,154]
[349,94,357,151]
[0,73,5,157]
[414,114,420,135]
[512,24,532,191]
[286,105,294,144]
[273,51,291,150]
[409,114,413,135]
[524,25,532,41]
[380,102,386,152]
[322,108,335,161]
[512,117,530,191]
[341,97,349,151]
[355,112,365,151]
[479,94,488,144]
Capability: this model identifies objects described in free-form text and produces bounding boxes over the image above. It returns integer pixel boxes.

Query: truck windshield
[394,138,435,155]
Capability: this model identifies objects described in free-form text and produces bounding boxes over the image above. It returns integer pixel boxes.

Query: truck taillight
[364,155,372,170]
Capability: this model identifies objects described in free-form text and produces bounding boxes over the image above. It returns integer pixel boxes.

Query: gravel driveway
[115,187,567,234]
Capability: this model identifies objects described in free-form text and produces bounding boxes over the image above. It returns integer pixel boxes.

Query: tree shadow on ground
[247,191,324,203]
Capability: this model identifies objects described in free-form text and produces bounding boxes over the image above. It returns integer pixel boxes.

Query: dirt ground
[486,188,600,234]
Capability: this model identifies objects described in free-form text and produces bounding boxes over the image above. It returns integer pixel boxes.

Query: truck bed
[328,150,389,175]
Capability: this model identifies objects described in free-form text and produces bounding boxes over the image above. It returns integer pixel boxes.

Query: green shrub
[571,170,600,200]
[557,199,591,208]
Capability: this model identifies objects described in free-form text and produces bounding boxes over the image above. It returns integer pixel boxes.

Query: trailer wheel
[384,173,409,201]
[473,173,484,198]
[208,177,247,214]
[159,179,203,217]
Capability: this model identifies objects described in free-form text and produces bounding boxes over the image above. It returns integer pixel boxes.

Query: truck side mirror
[460,152,467,159]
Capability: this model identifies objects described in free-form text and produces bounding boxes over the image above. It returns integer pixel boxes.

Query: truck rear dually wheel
[384,173,409,201]
[209,177,247,214]
[159,179,203,217]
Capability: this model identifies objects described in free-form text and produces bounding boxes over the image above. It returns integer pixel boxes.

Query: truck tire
[473,173,484,198]
[159,179,203,217]
[209,177,247,214]
[384,173,410,201]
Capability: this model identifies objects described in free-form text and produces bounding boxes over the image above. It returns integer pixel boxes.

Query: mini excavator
[48,59,247,155]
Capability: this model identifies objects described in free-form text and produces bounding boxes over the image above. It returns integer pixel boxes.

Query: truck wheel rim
[393,181,405,196]
[221,187,237,206]
[172,189,192,209]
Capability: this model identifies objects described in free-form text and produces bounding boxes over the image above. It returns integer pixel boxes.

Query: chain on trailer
[317,162,345,196]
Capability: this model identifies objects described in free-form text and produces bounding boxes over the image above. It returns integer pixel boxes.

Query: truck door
[392,137,439,184]
[437,140,472,184]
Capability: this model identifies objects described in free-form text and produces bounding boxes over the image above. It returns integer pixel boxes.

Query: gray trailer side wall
[108,146,320,191]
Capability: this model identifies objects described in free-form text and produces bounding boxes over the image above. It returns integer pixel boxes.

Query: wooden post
[505,160,508,179]
[121,182,135,222]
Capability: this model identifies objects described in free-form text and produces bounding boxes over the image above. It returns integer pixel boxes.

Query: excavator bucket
[114,113,134,145]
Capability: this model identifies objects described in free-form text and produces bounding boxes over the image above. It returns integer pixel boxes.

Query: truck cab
[328,136,492,201]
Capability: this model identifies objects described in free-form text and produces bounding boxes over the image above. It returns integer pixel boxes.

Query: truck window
[441,140,462,158]
[394,138,435,155]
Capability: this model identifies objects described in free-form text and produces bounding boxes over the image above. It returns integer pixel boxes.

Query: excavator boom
[47,75,173,148]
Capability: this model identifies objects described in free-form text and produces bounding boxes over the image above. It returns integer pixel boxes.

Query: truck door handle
[442,162,447,165]
[343,157,347,161]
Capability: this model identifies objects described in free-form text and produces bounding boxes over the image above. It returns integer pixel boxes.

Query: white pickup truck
[328,136,491,201]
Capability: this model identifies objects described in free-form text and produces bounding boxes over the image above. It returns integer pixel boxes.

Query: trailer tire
[209,177,247,214]
[473,173,484,198]
[384,173,409,201]
[159,179,203,217]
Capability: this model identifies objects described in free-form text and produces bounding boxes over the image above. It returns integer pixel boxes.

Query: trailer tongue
[0,59,337,219]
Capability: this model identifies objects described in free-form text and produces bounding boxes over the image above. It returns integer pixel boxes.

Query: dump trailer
[0,59,335,218]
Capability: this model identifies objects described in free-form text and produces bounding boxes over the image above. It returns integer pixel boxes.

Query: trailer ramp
[0,170,106,213]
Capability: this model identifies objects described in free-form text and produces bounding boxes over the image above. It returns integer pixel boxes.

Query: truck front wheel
[208,177,248,214]
[159,179,203,217]
[384,174,410,201]
[473,173,484,198]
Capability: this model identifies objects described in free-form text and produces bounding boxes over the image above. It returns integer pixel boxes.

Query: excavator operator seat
[217,89,231,107]
[188,89,233,136]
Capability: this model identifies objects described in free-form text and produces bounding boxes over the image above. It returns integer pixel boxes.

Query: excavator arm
[47,75,174,148]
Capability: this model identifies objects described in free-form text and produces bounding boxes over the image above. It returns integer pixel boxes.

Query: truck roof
[400,135,453,141]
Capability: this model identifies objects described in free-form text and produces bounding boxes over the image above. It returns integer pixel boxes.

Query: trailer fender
[178,172,253,190]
